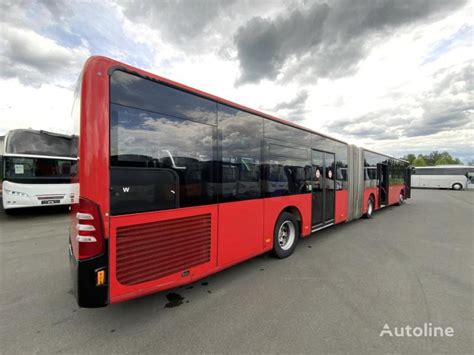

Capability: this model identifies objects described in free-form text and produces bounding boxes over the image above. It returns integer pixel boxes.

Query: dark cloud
[324,58,473,141]
[234,0,467,84]
[432,63,474,96]
[324,111,406,140]
[38,0,72,18]
[0,0,88,87]
[0,26,89,87]
[404,102,473,137]
[322,52,473,141]
[274,90,308,111]
[119,0,237,47]
[325,101,472,141]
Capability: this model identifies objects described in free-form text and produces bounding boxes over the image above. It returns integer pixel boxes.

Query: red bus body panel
[79,57,111,234]
[334,190,348,224]
[388,185,405,205]
[218,199,265,267]
[109,205,218,304]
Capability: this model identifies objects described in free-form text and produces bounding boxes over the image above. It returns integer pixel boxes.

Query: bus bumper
[3,181,79,209]
[69,240,108,308]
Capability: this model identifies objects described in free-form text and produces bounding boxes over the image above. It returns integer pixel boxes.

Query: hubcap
[399,194,403,203]
[368,201,373,215]
[278,221,296,251]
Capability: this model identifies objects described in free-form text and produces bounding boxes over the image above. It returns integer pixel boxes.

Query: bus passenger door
[311,150,335,229]
[377,163,389,206]
[404,167,412,198]
[312,151,324,226]
[324,153,335,222]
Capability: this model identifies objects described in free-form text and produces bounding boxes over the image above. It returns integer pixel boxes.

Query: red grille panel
[116,214,211,285]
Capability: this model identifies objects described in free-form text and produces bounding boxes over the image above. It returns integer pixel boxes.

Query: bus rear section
[360,149,410,217]
[70,56,410,307]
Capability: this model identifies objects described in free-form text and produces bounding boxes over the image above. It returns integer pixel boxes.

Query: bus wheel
[397,192,404,206]
[452,183,463,191]
[364,198,374,219]
[273,212,299,259]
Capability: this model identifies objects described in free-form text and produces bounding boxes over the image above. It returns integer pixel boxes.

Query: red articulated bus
[69,56,411,307]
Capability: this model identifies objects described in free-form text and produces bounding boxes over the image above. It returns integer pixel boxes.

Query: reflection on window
[264,141,310,197]
[265,119,311,146]
[389,159,406,185]
[218,105,262,201]
[110,104,217,209]
[364,167,377,180]
[110,71,217,126]
[335,142,348,189]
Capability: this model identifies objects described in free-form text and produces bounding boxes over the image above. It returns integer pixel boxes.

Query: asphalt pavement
[0,189,473,354]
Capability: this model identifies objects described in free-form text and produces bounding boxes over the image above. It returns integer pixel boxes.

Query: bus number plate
[41,200,60,205]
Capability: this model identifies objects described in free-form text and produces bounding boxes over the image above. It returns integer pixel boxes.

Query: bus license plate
[41,200,60,205]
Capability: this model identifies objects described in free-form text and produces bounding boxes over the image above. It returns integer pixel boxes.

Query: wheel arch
[280,205,303,237]
[452,182,464,190]
[369,193,376,208]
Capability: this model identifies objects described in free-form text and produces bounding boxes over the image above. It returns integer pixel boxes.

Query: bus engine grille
[116,214,211,285]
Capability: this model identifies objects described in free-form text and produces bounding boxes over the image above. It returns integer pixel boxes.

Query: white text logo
[380,323,454,337]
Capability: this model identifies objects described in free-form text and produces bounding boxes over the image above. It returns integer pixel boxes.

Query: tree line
[401,151,463,166]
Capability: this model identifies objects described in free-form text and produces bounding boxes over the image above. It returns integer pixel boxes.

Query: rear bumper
[69,240,108,308]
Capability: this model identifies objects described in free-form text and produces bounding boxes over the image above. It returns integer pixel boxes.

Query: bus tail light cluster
[75,198,104,260]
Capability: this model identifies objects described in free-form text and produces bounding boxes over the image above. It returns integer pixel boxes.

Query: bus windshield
[5,130,77,157]
[4,156,77,184]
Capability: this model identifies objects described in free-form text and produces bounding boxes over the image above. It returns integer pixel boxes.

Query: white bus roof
[415,165,471,169]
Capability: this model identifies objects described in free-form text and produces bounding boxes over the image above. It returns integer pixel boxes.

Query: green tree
[433,151,462,165]
[403,154,416,164]
[435,157,451,165]
[412,156,427,166]
[401,151,462,165]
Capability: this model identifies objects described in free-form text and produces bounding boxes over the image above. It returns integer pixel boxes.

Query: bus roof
[4,129,77,158]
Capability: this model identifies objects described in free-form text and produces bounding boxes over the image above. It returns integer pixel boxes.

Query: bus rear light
[75,198,104,260]
[76,212,94,220]
[76,235,97,242]
[77,224,96,231]
[96,270,106,286]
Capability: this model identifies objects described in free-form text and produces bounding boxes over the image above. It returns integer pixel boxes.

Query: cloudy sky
[1,0,472,161]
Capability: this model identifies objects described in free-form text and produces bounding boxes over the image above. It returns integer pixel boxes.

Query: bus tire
[273,212,299,259]
[452,183,462,190]
[364,197,374,219]
[397,191,404,206]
